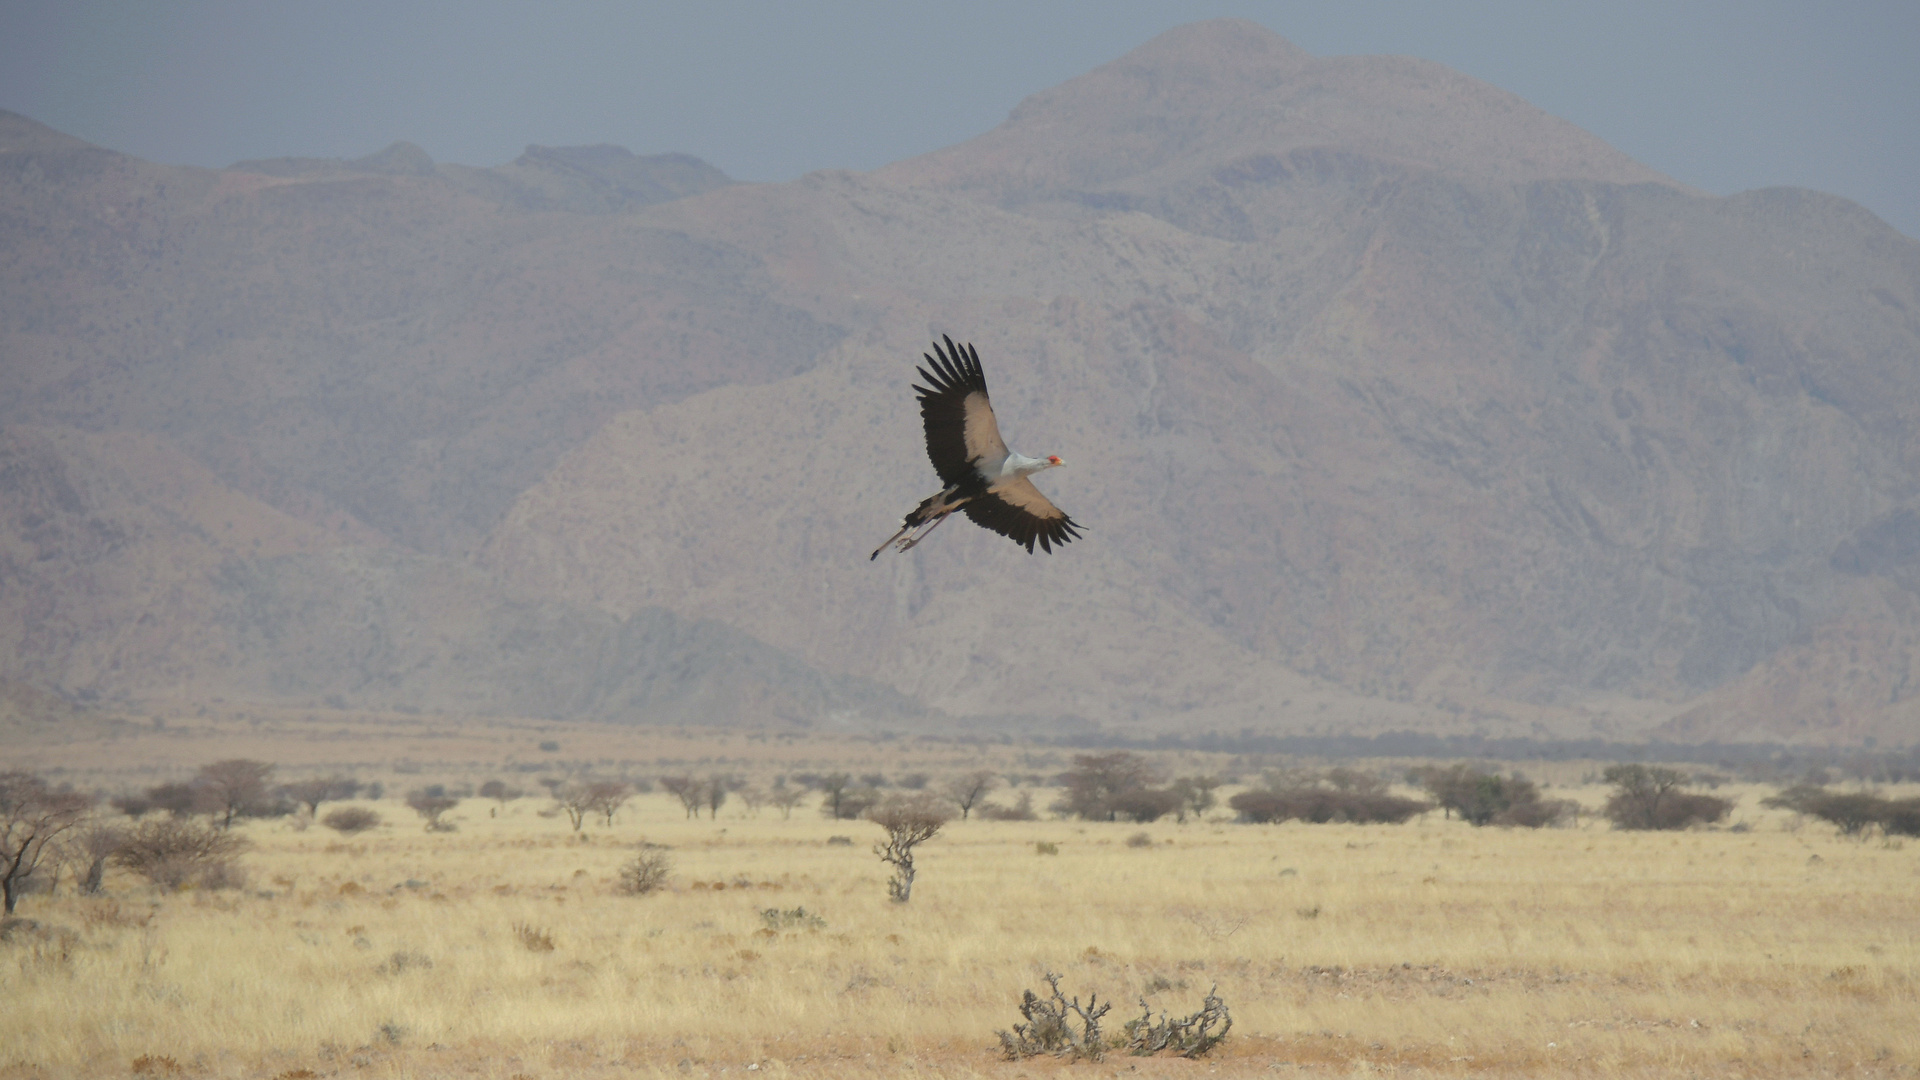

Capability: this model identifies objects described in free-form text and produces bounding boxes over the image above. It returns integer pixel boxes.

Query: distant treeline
[1039,730,1920,781]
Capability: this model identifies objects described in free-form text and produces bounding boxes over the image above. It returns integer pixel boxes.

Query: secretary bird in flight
[872,336,1084,559]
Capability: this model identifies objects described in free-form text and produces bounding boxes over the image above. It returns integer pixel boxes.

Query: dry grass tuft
[512,921,556,951]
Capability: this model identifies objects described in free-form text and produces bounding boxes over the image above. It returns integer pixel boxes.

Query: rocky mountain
[4,20,1918,743]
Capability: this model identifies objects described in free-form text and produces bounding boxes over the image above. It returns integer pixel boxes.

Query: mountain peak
[880,17,1675,202]
[0,109,105,157]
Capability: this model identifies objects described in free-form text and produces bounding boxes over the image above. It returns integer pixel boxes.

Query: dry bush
[1603,765,1732,830]
[1125,831,1154,848]
[376,950,433,975]
[998,971,1111,1060]
[405,790,459,832]
[1034,841,1058,855]
[977,791,1037,820]
[759,906,826,931]
[946,770,999,819]
[511,921,555,951]
[321,807,381,835]
[1409,764,1575,827]
[129,1054,182,1075]
[868,794,951,903]
[113,817,249,891]
[1764,785,1920,837]
[1121,985,1232,1057]
[1,770,92,914]
[617,850,672,895]
[1229,785,1429,824]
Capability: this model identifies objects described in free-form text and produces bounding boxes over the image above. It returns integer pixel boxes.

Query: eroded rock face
[3,21,1918,742]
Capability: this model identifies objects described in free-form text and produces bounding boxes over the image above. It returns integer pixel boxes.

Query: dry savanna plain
[5,712,1918,1080]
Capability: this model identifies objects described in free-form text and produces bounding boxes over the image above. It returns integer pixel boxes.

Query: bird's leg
[895,509,954,552]
[870,522,915,561]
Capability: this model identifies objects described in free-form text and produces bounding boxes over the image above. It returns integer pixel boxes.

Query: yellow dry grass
[4,774,1917,1079]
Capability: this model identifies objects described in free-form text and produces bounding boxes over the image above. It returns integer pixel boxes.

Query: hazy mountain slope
[6,22,1920,743]
[0,109,837,553]
[0,425,915,725]
[485,26,1920,742]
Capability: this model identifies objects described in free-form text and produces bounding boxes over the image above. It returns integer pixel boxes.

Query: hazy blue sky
[5,1,1916,237]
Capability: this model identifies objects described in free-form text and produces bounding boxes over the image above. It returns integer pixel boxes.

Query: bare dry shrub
[114,818,248,891]
[129,1054,182,1075]
[998,971,1111,1060]
[617,849,672,895]
[868,793,950,903]
[759,905,826,931]
[977,790,1038,820]
[1,770,92,914]
[1125,831,1154,848]
[376,950,432,974]
[0,916,81,970]
[1121,986,1232,1057]
[321,807,381,835]
[511,921,555,951]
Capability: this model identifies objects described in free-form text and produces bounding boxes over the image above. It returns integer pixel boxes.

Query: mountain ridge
[4,21,1918,744]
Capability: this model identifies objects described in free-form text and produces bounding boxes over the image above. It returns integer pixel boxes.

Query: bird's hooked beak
[1047,455,1064,466]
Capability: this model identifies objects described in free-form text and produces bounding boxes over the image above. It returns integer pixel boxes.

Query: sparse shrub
[825,835,854,846]
[978,791,1038,821]
[946,770,999,819]
[113,817,249,891]
[376,949,432,974]
[998,971,1111,1060]
[1,771,92,913]
[1035,841,1059,855]
[1602,765,1731,830]
[1887,799,1920,836]
[1111,787,1182,823]
[1056,751,1166,821]
[511,921,555,951]
[759,906,826,931]
[1126,831,1154,848]
[868,794,950,902]
[478,779,523,806]
[1410,764,1574,827]
[322,807,381,835]
[194,759,277,827]
[130,1054,183,1075]
[659,776,703,819]
[1229,778,1429,825]
[768,784,807,819]
[1169,775,1222,821]
[405,790,459,832]
[278,775,361,817]
[142,782,206,819]
[617,850,672,895]
[1763,785,1920,837]
[1120,986,1232,1058]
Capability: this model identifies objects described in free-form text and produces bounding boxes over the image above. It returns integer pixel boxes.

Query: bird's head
[1046,455,1064,468]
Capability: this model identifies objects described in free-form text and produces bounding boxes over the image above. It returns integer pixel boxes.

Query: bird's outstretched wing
[962,478,1085,553]
[914,336,1006,486]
